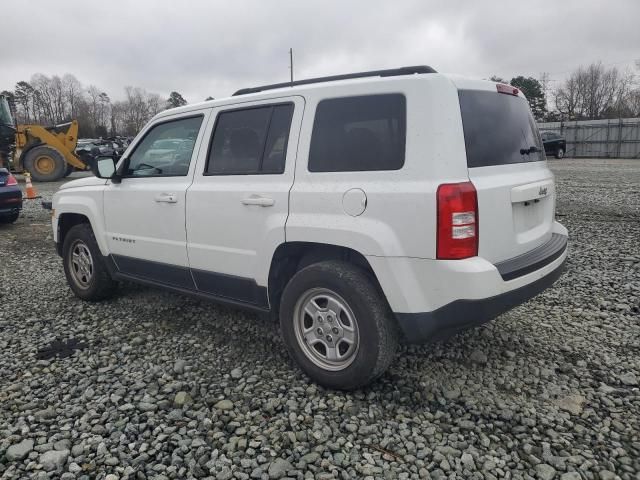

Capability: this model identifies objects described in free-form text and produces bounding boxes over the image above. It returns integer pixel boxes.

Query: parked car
[541,131,566,159]
[51,67,568,389]
[0,167,22,223]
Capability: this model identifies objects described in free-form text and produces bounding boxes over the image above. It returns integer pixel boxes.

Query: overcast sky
[1,0,639,103]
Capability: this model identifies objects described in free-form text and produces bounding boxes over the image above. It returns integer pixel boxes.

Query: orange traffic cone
[24,172,39,200]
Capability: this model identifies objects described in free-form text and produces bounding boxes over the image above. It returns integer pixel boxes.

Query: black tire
[23,146,66,182]
[279,260,399,390]
[64,164,75,177]
[62,223,117,301]
[555,148,564,159]
[0,212,19,224]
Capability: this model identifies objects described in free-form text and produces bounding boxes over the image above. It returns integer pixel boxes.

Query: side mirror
[91,156,117,179]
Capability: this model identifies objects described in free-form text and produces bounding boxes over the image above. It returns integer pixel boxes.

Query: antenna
[289,48,294,84]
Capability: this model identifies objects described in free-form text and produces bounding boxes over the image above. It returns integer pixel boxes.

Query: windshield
[458,89,544,168]
[0,96,14,126]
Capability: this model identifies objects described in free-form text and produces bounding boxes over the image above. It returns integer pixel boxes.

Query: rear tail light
[437,182,478,259]
[6,174,18,186]
[496,83,519,96]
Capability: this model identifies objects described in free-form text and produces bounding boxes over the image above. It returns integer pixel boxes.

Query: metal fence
[537,117,640,158]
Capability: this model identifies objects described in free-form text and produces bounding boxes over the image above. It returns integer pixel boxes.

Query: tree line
[491,61,640,122]
[1,74,190,138]
[2,61,639,138]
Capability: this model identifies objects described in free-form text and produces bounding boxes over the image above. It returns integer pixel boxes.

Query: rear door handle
[155,193,178,203]
[241,195,275,207]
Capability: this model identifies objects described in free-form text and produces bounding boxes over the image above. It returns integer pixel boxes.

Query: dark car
[0,168,22,223]
[541,131,566,159]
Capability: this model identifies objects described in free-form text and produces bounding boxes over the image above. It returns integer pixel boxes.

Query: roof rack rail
[232,65,437,96]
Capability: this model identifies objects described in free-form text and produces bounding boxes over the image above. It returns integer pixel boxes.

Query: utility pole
[539,71,550,116]
[289,48,294,84]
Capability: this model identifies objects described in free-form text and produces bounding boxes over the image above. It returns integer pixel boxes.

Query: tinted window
[262,105,294,173]
[309,94,406,172]
[125,116,203,177]
[206,104,294,175]
[458,90,544,168]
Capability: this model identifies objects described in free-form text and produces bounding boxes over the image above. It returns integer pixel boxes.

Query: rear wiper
[519,146,539,155]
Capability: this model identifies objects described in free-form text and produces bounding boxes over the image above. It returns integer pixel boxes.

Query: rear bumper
[395,255,566,343]
[365,222,568,343]
[0,187,22,215]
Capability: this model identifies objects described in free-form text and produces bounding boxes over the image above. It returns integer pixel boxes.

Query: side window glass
[262,104,294,173]
[126,116,203,177]
[308,94,406,172]
[206,104,294,175]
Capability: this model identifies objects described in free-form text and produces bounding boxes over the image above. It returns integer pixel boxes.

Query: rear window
[458,90,544,168]
[309,94,406,172]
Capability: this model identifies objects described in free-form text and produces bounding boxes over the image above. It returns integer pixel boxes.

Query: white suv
[52,66,568,389]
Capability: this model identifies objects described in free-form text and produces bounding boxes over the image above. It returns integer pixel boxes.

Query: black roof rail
[232,65,437,96]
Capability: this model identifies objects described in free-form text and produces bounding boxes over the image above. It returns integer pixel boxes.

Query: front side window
[206,103,294,175]
[308,94,406,172]
[125,115,203,177]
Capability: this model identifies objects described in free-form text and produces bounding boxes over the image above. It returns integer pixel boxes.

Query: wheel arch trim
[55,198,107,256]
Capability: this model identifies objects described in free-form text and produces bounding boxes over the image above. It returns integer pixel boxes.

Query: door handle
[241,195,275,207]
[154,193,178,203]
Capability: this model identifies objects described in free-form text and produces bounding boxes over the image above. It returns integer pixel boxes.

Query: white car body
[53,67,567,346]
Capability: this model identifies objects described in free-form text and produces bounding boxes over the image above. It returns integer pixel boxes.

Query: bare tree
[554,62,637,120]
[7,71,193,135]
[63,74,83,119]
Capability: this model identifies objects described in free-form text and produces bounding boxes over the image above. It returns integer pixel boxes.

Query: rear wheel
[280,261,399,390]
[64,164,75,177]
[62,223,117,301]
[0,212,19,224]
[555,148,564,159]
[23,146,66,182]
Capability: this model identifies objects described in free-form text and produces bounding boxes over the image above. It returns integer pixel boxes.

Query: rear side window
[309,94,406,172]
[206,103,294,175]
[459,90,544,168]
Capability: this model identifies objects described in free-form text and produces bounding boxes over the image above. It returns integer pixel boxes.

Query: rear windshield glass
[458,90,544,168]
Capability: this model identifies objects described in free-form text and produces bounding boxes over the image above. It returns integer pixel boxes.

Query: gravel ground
[1,158,639,480]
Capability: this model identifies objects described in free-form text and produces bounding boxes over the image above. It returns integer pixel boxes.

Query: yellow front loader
[0,94,89,182]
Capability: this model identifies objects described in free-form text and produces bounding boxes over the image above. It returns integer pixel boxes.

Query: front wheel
[555,148,565,159]
[62,223,117,301]
[280,261,399,390]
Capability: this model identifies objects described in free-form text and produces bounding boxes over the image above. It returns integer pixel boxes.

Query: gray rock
[619,372,638,386]
[54,439,71,451]
[301,452,320,464]
[443,387,461,400]
[71,444,84,457]
[555,394,586,415]
[268,458,293,479]
[174,359,187,374]
[535,464,556,480]
[560,473,581,480]
[174,391,193,406]
[214,399,234,411]
[599,472,617,480]
[139,401,157,412]
[230,368,243,379]
[6,439,34,461]
[34,407,56,420]
[461,452,476,470]
[39,449,70,472]
[469,349,488,364]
